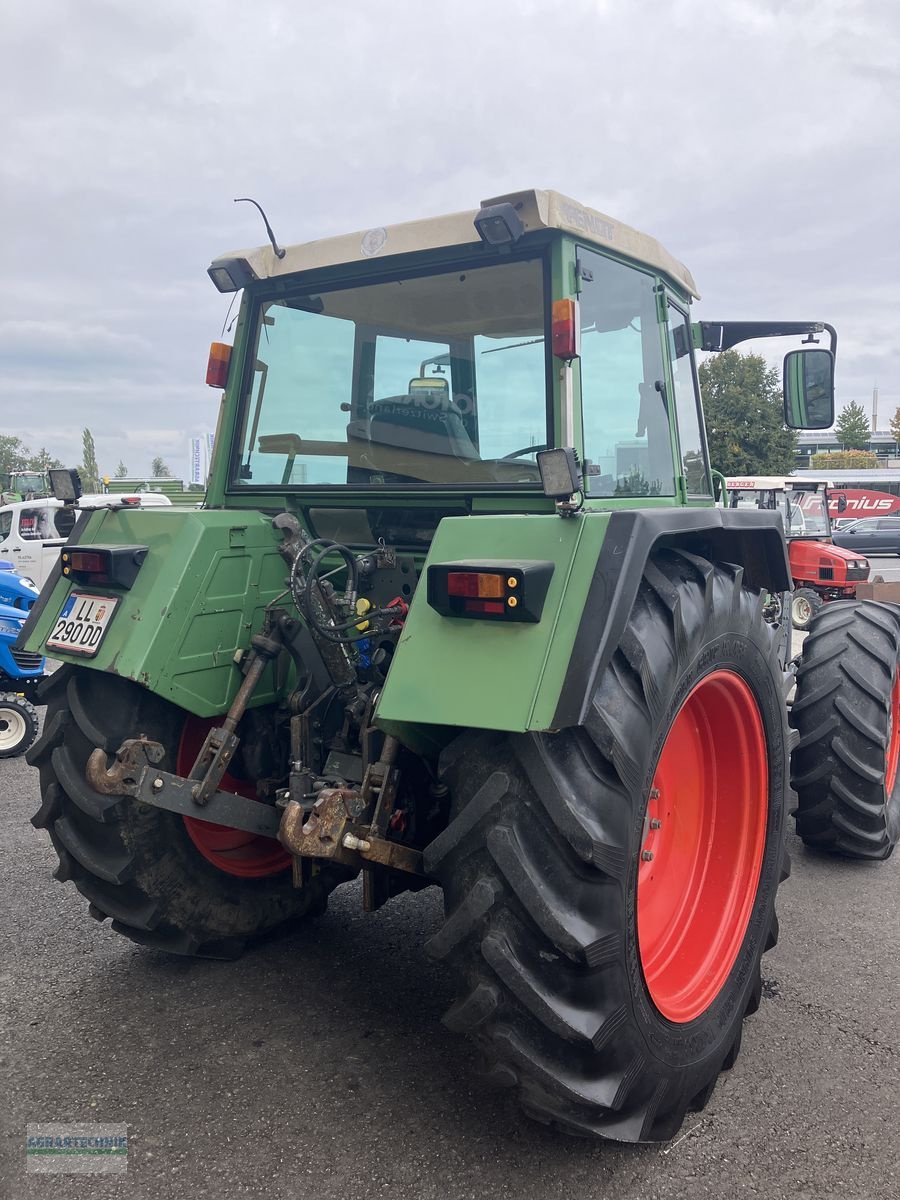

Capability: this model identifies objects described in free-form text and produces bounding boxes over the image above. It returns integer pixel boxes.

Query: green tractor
[1,470,49,505]
[21,190,900,1142]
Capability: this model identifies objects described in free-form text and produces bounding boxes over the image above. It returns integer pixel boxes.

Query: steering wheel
[501,442,550,461]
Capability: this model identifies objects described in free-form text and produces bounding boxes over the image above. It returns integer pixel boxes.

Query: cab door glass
[578,248,675,498]
[666,304,712,496]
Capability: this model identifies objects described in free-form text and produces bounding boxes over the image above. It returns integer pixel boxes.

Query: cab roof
[210,188,699,299]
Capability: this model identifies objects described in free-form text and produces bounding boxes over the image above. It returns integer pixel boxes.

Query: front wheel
[29,667,344,957]
[791,587,824,630]
[0,693,38,758]
[425,550,788,1143]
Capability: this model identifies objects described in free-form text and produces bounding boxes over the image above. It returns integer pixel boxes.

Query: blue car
[0,559,46,756]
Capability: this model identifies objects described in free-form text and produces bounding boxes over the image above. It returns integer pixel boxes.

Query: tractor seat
[349,396,479,460]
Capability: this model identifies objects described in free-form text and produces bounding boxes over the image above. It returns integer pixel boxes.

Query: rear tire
[790,600,900,859]
[28,666,344,958]
[425,550,789,1143]
[0,693,38,758]
[791,587,823,630]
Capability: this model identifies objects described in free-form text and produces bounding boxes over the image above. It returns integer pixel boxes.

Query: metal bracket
[85,743,282,838]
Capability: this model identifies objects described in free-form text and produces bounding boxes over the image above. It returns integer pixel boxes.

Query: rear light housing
[551,298,580,361]
[206,341,232,388]
[61,545,149,590]
[427,561,554,623]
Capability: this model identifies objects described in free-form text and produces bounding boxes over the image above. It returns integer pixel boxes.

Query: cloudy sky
[3,0,898,478]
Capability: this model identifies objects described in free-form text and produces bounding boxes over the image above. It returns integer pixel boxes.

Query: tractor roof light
[473,202,525,248]
[207,256,259,293]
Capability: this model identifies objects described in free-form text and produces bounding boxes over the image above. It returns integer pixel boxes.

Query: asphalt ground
[2,620,899,1200]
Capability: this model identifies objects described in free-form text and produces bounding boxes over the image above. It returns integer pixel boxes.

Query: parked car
[0,559,46,756]
[832,515,900,555]
[0,493,172,592]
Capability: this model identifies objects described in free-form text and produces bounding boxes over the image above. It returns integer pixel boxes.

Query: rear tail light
[551,299,580,361]
[206,341,232,388]
[61,545,149,590]
[428,561,554,623]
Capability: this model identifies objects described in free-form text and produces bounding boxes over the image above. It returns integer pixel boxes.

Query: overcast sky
[3,0,898,479]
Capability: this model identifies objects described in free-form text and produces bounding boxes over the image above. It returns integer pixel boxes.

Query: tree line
[0,431,171,493]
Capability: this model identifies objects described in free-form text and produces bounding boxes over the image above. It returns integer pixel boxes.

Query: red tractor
[725,476,869,629]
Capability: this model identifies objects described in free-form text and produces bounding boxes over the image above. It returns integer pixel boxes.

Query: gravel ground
[2,699,899,1200]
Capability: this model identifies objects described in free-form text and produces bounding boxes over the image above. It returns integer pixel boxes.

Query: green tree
[0,435,29,475]
[25,447,63,471]
[698,350,797,476]
[115,460,129,478]
[151,456,171,479]
[890,407,900,446]
[834,400,871,450]
[80,428,100,492]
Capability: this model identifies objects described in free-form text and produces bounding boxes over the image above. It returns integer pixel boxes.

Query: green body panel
[375,511,609,737]
[23,507,289,717]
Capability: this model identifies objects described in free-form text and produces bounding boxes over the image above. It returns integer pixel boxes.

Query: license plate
[46,593,120,656]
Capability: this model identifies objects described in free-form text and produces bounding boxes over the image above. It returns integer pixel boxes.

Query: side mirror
[836,493,848,513]
[783,348,835,429]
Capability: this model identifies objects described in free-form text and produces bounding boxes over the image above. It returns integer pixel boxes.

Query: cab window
[577,248,675,498]
[666,303,711,496]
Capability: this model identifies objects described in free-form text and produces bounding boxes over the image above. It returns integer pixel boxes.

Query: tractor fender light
[206,341,232,389]
[61,545,149,590]
[428,561,554,623]
[551,299,580,361]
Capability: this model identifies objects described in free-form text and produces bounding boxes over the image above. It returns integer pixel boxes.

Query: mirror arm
[695,321,835,356]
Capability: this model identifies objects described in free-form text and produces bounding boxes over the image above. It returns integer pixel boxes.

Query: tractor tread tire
[790,600,900,859]
[426,549,788,1143]
[0,692,39,758]
[30,666,343,957]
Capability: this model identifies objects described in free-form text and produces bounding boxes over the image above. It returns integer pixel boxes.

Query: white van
[0,494,172,592]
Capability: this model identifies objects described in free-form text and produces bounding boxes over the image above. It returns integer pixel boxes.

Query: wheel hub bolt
[641,850,654,862]
[650,818,662,829]
[649,787,660,799]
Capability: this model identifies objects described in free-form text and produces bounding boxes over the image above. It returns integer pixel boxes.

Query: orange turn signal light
[447,571,505,599]
[206,341,232,389]
[551,299,580,361]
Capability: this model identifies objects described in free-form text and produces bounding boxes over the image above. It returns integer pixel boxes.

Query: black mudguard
[554,507,790,728]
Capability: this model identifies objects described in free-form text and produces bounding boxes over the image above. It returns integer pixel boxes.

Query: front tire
[791,587,823,630]
[425,550,789,1142]
[0,693,38,758]
[29,667,343,957]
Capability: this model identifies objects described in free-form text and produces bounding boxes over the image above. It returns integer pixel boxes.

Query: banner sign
[189,438,204,486]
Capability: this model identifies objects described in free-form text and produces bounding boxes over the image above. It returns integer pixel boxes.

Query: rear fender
[375,508,789,741]
[17,507,289,717]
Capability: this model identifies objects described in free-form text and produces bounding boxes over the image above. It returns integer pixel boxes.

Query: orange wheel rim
[637,670,768,1023]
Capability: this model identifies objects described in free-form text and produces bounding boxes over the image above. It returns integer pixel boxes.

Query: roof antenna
[234,197,286,259]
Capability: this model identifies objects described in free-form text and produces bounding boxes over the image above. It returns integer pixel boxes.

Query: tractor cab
[725,476,868,627]
[725,475,833,540]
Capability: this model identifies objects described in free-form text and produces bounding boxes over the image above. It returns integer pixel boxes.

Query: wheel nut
[641,850,654,862]
[650,818,662,829]
[649,787,660,799]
